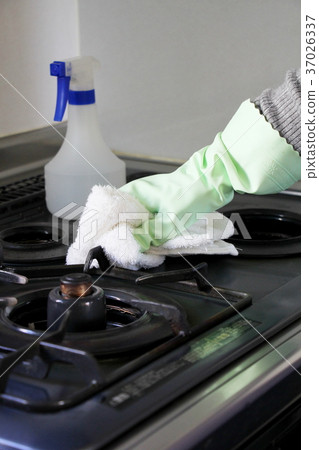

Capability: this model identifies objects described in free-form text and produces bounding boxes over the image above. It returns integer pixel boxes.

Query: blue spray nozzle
[50,61,70,122]
[50,61,66,77]
[51,57,98,122]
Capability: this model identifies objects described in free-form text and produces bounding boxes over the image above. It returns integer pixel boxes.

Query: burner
[0,175,301,447]
[1,226,57,248]
[224,209,301,257]
[47,273,107,332]
[0,223,68,264]
[0,275,179,356]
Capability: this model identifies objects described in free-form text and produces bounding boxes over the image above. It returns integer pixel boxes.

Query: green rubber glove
[120,100,301,251]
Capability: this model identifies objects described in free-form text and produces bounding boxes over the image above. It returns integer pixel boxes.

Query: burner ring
[224,208,301,257]
[0,223,68,264]
[1,288,174,355]
[0,223,64,250]
[5,289,145,333]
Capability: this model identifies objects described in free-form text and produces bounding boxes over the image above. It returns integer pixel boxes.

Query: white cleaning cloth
[66,185,238,270]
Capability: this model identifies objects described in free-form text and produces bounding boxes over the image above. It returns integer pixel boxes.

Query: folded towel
[66,185,238,270]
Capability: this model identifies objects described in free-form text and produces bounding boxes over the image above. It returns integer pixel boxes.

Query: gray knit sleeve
[254,69,301,154]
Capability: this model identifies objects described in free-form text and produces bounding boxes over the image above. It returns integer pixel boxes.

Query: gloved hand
[67,99,300,269]
[66,185,237,270]
[120,99,301,251]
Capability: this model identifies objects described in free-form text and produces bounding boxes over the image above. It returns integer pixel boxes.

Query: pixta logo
[117,211,252,241]
[52,206,252,249]
[52,203,98,248]
[227,213,252,239]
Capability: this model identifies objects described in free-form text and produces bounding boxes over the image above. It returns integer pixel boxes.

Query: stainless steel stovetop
[0,172,301,450]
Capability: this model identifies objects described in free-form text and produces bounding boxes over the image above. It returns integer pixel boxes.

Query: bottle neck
[65,102,102,137]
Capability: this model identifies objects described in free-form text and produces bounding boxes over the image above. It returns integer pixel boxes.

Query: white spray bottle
[45,56,126,216]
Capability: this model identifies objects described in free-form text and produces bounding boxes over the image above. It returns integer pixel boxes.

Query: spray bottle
[45,56,126,216]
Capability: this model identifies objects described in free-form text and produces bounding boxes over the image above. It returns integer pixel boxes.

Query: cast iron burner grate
[0,260,251,412]
[0,174,45,214]
[0,170,154,216]
[3,287,177,355]
[0,170,153,214]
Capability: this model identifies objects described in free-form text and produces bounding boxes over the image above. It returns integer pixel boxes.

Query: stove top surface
[0,174,301,449]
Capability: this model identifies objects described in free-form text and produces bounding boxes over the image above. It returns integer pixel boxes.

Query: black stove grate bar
[84,245,111,272]
[84,246,212,292]
[136,262,211,292]
[0,311,69,392]
[0,291,251,413]
[0,311,105,402]
[0,171,153,216]
[0,175,45,216]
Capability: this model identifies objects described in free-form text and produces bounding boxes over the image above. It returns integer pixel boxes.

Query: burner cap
[48,273,105,332]
[60,273,93,298]
[60,273,92,285]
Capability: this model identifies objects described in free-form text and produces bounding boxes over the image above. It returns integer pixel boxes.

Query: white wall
[0,0,78,138]
[0,0,300,161]
[78,0,300,161]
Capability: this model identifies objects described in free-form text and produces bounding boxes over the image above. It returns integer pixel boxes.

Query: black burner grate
[0,174,46,219]
[0,171,152,220]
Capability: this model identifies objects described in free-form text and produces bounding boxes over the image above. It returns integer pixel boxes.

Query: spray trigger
[50,61,70,121]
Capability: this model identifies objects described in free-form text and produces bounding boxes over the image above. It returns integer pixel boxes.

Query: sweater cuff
[254,69,301,154]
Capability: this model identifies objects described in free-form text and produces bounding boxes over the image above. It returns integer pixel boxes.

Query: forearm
[121,100,301,251]
[67,70,302,269]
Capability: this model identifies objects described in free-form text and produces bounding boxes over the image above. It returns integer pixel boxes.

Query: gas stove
[0,173,301,449]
